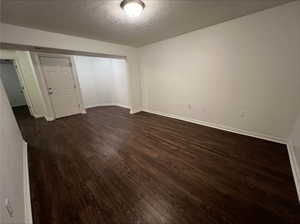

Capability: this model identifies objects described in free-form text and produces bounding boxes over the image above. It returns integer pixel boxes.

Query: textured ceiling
[0,0,295,47]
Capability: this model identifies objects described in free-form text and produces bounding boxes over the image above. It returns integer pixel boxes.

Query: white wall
[0,61,27,107]
[74,56,114,108]
[0,23,142,113]
[112,58,129,107]
[140,1,300,142]
[74,56,129,109]
[0,79,25,223]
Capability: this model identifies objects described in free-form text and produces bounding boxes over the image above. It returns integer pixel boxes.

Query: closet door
[40,56,80,118]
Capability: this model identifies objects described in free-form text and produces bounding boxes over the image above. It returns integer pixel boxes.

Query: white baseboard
[85,103,130,110]
[45,116,54,121]
[85,103,112,109]
[130,109,142,114]
[32,113,43,119]
[115,104,130,109]
[130,106,143,114]
[287,141,300,203]
[142,109,286,144]
[23,141,33,224]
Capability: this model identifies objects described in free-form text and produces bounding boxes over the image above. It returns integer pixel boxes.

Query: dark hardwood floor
[14,106,300,224]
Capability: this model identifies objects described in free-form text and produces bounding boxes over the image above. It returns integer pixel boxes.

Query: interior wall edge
[21,51,46,117]
[29,52,54,120]
[23,141,33,224]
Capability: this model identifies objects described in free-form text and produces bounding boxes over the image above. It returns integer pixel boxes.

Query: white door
[40,56,80,118]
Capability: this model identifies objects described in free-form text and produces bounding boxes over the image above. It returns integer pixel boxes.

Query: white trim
[26,51,47,118]
[31,53,56,119]
[23,141,33,224]
[143,109,287,144]
[85,103,115,109]
[32,113,43,119]
[130,109,142,114]
[115,104,130,109]
[33,52,86,120]
[287,140,300,203]
[130,106,143,114]
[0,52,35,116]
[45,116,55,121]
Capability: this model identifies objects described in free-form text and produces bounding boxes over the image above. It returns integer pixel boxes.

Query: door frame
[33,52,85,120]
[0,56,34,116]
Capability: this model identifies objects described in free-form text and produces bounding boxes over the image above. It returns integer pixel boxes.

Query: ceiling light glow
[121,0,145,17]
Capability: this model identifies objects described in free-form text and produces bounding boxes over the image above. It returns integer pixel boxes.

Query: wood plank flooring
[14,106,300,224]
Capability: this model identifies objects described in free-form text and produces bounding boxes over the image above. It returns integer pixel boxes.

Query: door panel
[40,56,80,118]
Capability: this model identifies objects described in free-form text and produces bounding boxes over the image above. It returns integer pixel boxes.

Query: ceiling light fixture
[120,0,145,18]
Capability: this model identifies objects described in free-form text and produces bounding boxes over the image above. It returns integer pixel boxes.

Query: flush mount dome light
[121,0,145,17]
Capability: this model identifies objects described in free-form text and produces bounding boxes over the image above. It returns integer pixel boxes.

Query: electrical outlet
[188,104,192,110]
[5,198,14,218]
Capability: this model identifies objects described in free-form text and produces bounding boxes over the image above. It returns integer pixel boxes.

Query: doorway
[0,59,32,115]
[37,54,84,119]
[32,52,130,120]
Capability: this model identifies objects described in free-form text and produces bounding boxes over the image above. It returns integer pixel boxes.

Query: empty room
[0,0,300,224]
